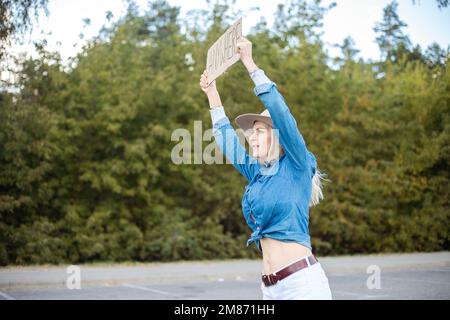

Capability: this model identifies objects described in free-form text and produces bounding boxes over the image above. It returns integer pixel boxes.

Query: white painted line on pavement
[382,276,450,285]
[0,291,16,300]
[406,268,450,272]
[332,290,389,300]
[355,295,390,300]
[122,283,184,298]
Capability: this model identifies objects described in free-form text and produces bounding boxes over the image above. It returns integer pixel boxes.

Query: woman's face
[248,121,272,162]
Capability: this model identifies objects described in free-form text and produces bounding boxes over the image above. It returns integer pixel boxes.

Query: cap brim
[235,113,273,131]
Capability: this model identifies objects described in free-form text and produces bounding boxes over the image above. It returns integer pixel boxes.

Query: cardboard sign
[206,17,242,84]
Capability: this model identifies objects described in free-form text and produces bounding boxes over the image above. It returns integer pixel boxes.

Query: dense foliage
[0,0,448,265]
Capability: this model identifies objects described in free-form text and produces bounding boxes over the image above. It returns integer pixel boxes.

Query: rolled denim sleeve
[210,107,260,181]
[249,69,271,86]
[253,75,309,170]
[209,106,227,125]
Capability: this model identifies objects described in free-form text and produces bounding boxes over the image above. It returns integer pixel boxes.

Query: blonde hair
[309,167,329,207]
[257,121,329,207]
[266,124,282,163]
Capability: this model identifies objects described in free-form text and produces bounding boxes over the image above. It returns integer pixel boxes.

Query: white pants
[261,257,332,300]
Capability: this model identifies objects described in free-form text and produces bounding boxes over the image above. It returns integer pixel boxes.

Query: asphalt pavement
[0,251,449,300]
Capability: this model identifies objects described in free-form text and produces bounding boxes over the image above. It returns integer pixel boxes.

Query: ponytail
[309,167,329,207]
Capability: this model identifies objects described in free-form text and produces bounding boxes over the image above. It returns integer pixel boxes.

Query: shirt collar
[259,154,285,175]
[263,159,276,168]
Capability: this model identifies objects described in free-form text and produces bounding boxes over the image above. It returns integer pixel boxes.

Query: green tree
[374,1,411,62]
[0,0,49,60]
[0,0,448,265]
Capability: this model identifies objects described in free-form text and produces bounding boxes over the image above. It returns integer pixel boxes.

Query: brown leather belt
[262,255,318,287]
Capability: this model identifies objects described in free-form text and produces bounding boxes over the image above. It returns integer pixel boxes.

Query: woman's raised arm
[199,70,259,181]
[236,37,310,171]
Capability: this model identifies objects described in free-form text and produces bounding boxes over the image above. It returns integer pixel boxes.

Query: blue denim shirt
[210,70,317,252]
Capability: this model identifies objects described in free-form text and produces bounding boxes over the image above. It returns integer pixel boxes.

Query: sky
[3,0,450,67]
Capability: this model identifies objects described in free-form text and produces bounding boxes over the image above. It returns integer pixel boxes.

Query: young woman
[199,37,332,300]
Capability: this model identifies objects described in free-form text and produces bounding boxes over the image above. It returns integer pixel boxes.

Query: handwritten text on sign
[206,18,242,84]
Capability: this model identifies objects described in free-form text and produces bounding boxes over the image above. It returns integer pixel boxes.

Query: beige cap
[235,109,272,131]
